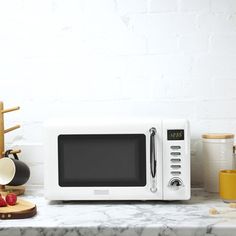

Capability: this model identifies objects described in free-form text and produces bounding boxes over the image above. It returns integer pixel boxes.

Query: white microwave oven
[44,118,190,200]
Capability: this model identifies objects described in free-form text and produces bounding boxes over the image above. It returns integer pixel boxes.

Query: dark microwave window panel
[58,134,146,187]
[167,129,184,140]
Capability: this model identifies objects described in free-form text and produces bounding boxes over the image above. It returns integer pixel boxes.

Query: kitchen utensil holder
[0,101,24,195]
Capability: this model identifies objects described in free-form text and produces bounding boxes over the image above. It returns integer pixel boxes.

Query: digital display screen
[167,129,184,140]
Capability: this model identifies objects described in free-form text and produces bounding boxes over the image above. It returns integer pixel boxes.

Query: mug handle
[233,145,236,168]
[4,149,19,160]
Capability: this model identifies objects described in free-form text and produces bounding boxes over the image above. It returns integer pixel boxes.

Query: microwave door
[58,134,146,187]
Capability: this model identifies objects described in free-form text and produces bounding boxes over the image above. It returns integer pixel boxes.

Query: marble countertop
[0,187,236,236]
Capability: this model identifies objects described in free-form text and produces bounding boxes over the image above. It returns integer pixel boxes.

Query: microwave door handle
[150,127,157,178]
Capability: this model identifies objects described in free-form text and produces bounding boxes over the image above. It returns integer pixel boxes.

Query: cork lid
[202,133,234,139]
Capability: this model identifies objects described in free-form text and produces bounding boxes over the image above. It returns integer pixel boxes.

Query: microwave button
[170,152,181,156]
[171,165,181,169]
[171,158,181,162]
[170,145,181,150]
[171,171,181,175]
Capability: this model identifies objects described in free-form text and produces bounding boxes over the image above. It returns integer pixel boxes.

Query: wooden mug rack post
[0,101,22,194]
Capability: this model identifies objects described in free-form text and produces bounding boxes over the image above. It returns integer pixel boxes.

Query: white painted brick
[26,163,44,185]
[157,55,192,77]
[52,0,84,16]
[211,0,236,13]
[0,0,24,19]
[180,0,210,12]
[196,119,236,135]
[147,13,197,34]
[145,101,196,118]
[212,78,236,99]
[179,33,208,53]
[210,34,236,54]
[192,55,236,77]
[191,139,203,187]
[16,122,43,144]
[125,55,192,79]
[147,33,178,54]
[121,76,153,99]
[148,0,178,13]
[88,33,147,55]
[171,76,213,100]
[151,76,184,99]
[84,0,116,14]
[125,56,155,78]
[117,0,147,14]
[198,100,236,119]
[149,76,169,99]
[128,14,147,37]
[91,101,197,119]
[21,0,52,16]
[11,144,44,164]
[197,13,236,33]
[151,75,213,101]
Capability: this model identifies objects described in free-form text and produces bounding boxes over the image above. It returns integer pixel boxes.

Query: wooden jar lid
[202,133,234,139]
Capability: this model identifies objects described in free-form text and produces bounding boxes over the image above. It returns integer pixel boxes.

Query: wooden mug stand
[0,101,25,196]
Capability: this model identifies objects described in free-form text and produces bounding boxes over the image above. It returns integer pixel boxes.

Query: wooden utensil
[0,186,25,196]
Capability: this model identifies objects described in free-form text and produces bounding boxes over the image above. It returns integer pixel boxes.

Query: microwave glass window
[58,134,146,187]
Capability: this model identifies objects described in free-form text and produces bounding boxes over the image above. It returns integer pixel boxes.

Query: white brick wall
[180,0,210,12]
[0,0,236,187]
[148,0,178,13]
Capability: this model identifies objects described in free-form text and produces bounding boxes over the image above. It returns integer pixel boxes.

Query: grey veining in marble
[0,187,235,236]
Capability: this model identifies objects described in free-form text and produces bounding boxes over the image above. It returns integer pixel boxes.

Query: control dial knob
[169,178,183,190]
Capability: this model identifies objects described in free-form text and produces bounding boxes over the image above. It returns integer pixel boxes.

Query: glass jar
[202,133,235,193]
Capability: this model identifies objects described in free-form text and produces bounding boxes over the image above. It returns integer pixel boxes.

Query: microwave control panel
[162,121,190,200]
[168,129,184,181]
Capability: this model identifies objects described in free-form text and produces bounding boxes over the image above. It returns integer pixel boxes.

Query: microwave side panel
[162,120,191,200]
